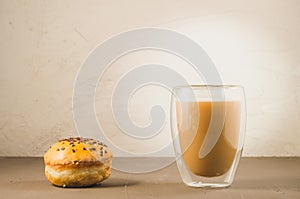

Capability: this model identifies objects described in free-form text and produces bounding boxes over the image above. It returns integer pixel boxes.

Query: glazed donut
[44,137,112,187]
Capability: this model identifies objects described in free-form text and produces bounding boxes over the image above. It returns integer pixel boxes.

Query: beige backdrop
[0,0,299,156]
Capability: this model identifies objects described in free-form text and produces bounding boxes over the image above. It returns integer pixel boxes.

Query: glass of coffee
[171,85,246,188]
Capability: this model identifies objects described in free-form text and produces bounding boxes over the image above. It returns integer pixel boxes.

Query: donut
[44,137,112,187]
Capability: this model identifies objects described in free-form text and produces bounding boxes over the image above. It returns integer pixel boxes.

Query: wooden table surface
[0,157,299,199]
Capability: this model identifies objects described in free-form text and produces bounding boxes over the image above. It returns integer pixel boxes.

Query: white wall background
[0,0,299,157]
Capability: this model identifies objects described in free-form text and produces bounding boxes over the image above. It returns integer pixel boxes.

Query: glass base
[185,181,230,188]
[174,150,243,188]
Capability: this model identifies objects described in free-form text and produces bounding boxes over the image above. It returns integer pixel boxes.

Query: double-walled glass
[171,85,246,188]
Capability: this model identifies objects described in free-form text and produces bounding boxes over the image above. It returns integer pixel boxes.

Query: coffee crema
[177,101,241,177]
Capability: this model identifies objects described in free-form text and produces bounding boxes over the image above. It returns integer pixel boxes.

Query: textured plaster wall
[0,0,299,156]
